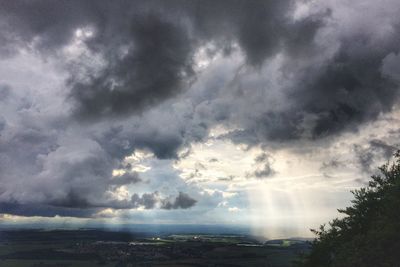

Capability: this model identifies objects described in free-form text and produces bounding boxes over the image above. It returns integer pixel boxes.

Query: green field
[0,230,310,267]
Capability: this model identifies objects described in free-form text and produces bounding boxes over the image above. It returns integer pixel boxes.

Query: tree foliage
[298,151,400,267]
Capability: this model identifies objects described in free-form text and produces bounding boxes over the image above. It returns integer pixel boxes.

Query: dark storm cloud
[188,0,293,66]
[0,108,193,216]
[130,192,159,210]
[0,0,194,119]
[1,0,399,139]
[0,83,200,217]
[50,190,92,209]
[2,0,400,219]
[222,32,400,145]
[0,202,97,218]
[218,129,260,147]
[191,6,400,149]
[95,122,184,159]
[69,14,195,119]
[296,41,399,138]
[0,190,196,218]
[111,191,197,211]
[0,0,324,120]
[47,182,155,211]
[161,192,197,210]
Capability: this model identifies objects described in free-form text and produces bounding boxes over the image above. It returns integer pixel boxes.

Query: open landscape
[1,0,400,266]
[0,229,310,267]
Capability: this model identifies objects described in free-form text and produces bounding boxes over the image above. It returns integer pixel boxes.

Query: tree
[298,151,400,267]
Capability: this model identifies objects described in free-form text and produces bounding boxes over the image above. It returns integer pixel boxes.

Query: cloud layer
[0,0,400,220]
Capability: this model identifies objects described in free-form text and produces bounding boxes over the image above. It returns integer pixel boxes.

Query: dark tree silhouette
[297,151,400,267]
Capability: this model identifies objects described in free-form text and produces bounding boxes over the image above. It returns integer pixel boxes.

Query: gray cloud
[353,145,376,174]
[296,42,399,138]
[0,190,196,218]
[320,158,345,178]
[216,33,400,145]
[218,175,235,182]
[1,0,400,219]
[0,84,11,101]
[247,153,276,179]
[0,191,196,218]
[253,164,275,179]
[0,105,194,215]
[1,1,399,139]
[184,3,400,149]
[104,191,196,210]
[69,14,195,120]
[0,0,324,121]
[354,139,399,173]
[0,202,97,218]
[161,192,197,210]
[369,139,398,159]
[109,172,142,186]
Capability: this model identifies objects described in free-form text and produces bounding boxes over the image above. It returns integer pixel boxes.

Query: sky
[0,0,400,238]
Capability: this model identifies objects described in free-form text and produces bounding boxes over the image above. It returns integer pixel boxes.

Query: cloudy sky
[1,0,400,238]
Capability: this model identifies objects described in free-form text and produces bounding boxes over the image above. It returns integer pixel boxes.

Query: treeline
[297,151,400,267]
